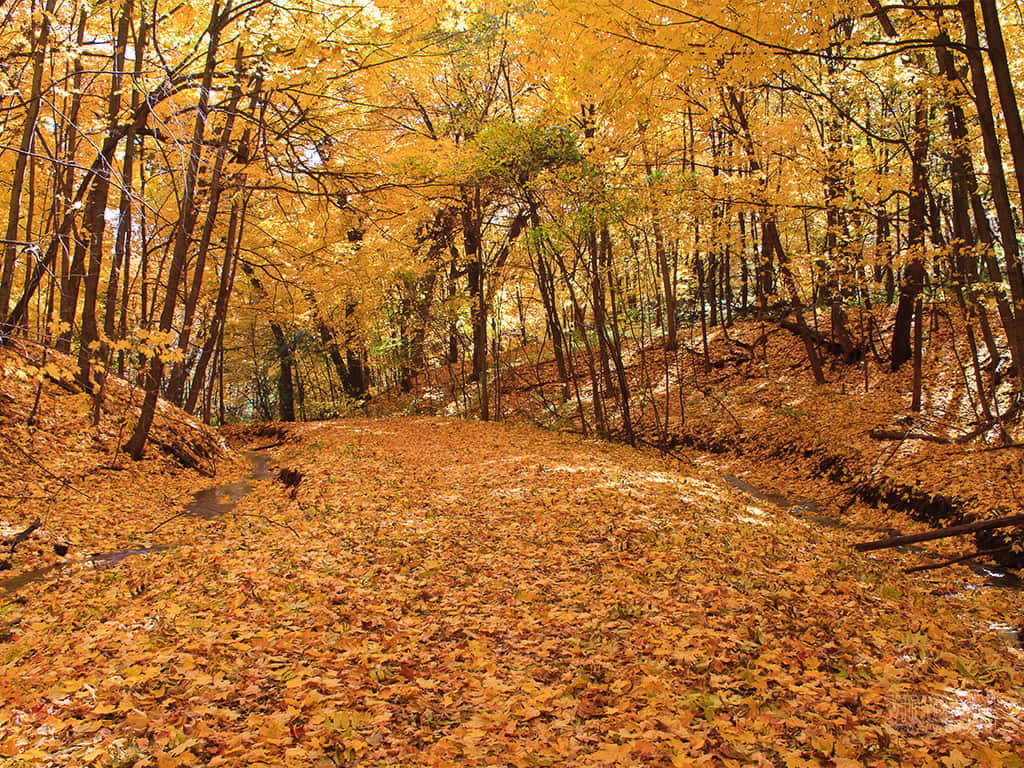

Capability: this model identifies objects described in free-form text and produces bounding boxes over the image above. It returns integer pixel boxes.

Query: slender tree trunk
[78,0,132,388]
[933,32,1002,369]
[110,12,146,375]
[126,0,227,459]
[553,248,607,436]
[0,0,55,323]
[6,9,173,340]
[724,87,823,383]
[978,0,1024,213]
[601,226,634,443]
[891,100,930,371]
[532,245,569,385]
[447,260,459,364]
[588,227,615,395]
[695,248,711,372]
[527,201,569,386]
[184,193,246,414]
[642,135,677,350]
[738,211,749,310]
[766,219,826,384]
[166,44,246,404]
[959,0,1024,381]
[461,187,489,419]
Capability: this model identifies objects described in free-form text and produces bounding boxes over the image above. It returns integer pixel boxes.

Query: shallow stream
[0,452,272,595]
[723,472,1022,586]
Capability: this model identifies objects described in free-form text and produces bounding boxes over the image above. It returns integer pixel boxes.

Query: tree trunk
[855,514,1024,551]
[959,0,1024,381]
[601,226,634,443]
[642,135,677,351]
[0,0,55,323]
[978,0,1024,214]
[764,218,826,384]
[553,248,607,436]
[125,0,227,460]
[588,228,615,396]
[271,322,296,421]
[184,193,246,414]
[166,44,246,405]
[891,100,929,371]
[461,187,488,419]
[531,243,569,386]
[78,0,132,388]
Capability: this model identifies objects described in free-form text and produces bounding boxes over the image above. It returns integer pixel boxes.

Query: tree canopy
[2,0,1024,448]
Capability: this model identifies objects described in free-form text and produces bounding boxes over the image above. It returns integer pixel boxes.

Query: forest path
[1,417,1022,766]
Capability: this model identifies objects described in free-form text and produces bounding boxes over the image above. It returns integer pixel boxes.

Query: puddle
[990,624,1024,649]
[87,545,170,569]
[1,453,272,595]
[0,546,172,595]
[0,562,64,594]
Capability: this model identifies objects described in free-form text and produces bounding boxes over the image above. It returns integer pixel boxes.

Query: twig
[250,440,285,451]
[634,435,697,467]
[696,385,744,434]
[7,438,91,512]
[7,440,91,499]
[26,343,49,426]
[145,511,190,536]
[7,519,41,554]
[954,394,1023,444]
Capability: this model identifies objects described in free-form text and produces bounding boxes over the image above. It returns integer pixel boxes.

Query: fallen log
[148,435,213,475]
[904,546,1012,573]
[778,318,863,362]
[855,514,1024,552]
[868,427,951,444]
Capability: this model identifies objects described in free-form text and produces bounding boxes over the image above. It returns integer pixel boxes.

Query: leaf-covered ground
[2,416,1022,767]
[372,313,1024,566]
[0,343,243,579]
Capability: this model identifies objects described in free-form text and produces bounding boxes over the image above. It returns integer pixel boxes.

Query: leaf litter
[1,416,1022,767]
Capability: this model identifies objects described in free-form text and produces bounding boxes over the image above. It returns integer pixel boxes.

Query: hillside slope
[0,342,244,581]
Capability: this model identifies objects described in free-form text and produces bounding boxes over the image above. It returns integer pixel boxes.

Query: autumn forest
[2,0,1024,765]
[4,0,1024,436]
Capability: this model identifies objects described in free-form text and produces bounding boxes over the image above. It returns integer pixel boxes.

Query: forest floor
[382,307,1024,573]
[2,343,1024,766]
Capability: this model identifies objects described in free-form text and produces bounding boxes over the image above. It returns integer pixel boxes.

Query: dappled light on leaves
[3,417,1021,766]
[3,0,1024,764]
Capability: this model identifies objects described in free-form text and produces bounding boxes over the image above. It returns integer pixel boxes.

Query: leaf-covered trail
[2,417,1022,767]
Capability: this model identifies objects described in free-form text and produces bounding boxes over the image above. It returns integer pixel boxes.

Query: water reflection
[0,453,271,595]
